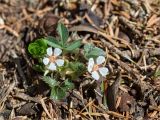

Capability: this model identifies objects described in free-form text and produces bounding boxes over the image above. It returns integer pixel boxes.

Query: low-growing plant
[28,23,109,100]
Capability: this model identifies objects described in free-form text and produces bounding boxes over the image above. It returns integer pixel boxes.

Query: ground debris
[0,0,160,119]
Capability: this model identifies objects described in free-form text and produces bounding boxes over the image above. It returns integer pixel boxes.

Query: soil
[0,0,160,120]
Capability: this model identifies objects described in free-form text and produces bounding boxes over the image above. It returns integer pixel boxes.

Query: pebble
[0,17,4,25]
[0,116,4,120]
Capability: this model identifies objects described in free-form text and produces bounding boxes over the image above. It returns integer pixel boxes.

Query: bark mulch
[0,0,160,119]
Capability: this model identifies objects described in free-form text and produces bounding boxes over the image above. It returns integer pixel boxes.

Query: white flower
[87,56,109,80]
[43,47,64,71]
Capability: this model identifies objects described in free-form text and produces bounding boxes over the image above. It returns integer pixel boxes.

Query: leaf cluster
[43,76,74,100]
[44,23,81,52]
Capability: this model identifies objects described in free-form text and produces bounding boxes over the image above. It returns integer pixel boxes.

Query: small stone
[0,116,4,120]
[0,17,4,25]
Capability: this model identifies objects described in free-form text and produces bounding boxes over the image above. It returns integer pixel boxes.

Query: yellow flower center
[49,56,56,63]
[93,64,99,71]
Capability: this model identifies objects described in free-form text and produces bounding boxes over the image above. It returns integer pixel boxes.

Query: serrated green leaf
[63,80,74,90]
[43,76,58,87]
[28,39,47,58]
[50,87,66,100]
[84,44,106,59]
[70,62,85,72]
[84,44,94,53]
[68,62,86,77]
[57,23,69,46]
[88,47,106,58]
[65,40,81,51]
[45,36,62,48]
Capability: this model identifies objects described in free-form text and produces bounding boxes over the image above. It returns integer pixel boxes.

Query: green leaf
[154,70,160,77]
[50,87,66,100]
[84,44,106,59]
[57,23,69,46]
[43,76,58,88]
[65,39,81,51]
[70,62,85,72]
[89,47,106,58]
[68,62,86,78]
[63,80,74,90]
[33,64,45,72]
[84,44,94,53]
[45,36,62,48]
[28,39,47,58]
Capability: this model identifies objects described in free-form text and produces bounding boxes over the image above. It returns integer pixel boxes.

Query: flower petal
[55,59,64,66]
[96,56,105,65]
[98,67,109,76]
[48,63,57,71]
[54,48,62,57]
[88,58,94,73]
[91,71,100,80]
[43,57,49,65]
[47,47,53,56]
